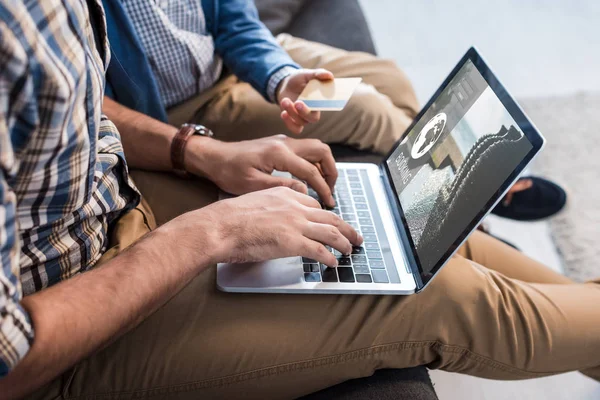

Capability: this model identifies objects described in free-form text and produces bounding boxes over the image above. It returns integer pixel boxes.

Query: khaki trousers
[31,36,600,399]
[167,34,420,154]
[31,171,600,400]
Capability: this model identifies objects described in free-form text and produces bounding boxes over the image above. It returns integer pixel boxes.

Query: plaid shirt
[0,0,139,377]
[123,0,295,107]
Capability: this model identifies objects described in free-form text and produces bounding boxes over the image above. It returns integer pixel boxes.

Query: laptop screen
[385,58,534,283]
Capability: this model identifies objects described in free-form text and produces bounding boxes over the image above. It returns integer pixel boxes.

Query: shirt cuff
[267,66,299,103]
[0,301,34,377]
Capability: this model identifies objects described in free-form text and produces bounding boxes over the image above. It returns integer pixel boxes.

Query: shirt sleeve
[210,0,300,102]
[0,21,35,378]
[266,66,297,104]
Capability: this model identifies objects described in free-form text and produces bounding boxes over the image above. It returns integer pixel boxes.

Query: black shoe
[492,177,567,221]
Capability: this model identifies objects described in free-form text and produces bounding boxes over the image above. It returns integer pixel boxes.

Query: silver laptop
[217,47,545,295]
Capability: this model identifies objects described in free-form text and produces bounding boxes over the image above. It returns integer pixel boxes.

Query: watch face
[182,123,200,131]
[182,123,213,137]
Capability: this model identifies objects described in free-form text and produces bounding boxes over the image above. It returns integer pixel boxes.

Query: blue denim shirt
[102,0,300,122]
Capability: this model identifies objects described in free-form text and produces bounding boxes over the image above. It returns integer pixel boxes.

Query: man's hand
[185,135,338,208]
[277,68,334,134]
[203,187,363,267]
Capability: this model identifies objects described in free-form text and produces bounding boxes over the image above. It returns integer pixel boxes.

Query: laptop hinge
[378,163,424,291]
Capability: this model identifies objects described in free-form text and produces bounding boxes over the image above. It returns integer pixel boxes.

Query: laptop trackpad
[217,257,302,289]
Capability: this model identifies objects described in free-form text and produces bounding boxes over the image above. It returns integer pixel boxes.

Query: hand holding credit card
[298,77,363,111]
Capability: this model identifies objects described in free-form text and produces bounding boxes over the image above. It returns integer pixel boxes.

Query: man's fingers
[304,149,337,191]
[271,145,334,207]
[304,222,352,256]
[281,98,297,115]
[294,101,321,123]
[281,98,309,131]
[297,68,334,84]
[281,111,304,134]
[311,68,334,81]
[282,97,312,125]
[299,238,338,267]
[256,173,308,195]
[285,188,322,209]
[283,156,334,208]
[306,208,363,247]
[287,138,337,190]
[281,98,307,122]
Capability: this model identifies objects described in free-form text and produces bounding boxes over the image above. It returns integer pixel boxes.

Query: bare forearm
[103,96,220,179]
[0,215,219,399]
[103,96,178,171]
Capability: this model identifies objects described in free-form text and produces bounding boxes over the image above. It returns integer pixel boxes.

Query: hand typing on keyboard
[203,186,362,267]
[304,168,392,284]
[185,134,338,207]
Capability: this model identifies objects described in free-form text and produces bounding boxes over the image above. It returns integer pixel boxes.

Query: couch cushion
[254,0,308,35]
[299,368,439,400]
[255,0,377,55]
[287,0,377,55]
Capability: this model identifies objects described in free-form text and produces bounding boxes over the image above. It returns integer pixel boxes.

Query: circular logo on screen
[410,113,447,159]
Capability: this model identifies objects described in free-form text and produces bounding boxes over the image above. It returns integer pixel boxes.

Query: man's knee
[371,58,420,115]
[421,258,530,358]
[343,84,415,153]
[424,258,492,322]
[422,259,551,375]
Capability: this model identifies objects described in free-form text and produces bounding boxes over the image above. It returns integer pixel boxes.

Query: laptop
[217,47,545,295]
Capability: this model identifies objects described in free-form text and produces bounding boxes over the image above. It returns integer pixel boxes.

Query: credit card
[298,77,362,111]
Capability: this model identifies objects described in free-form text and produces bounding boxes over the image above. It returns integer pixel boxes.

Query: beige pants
[31,36,600,400]
[167,34,420,154]
[29,171,600,400]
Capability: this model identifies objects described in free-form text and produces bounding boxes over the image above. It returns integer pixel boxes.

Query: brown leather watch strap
[171,124,214,177]
[170,125,197,177]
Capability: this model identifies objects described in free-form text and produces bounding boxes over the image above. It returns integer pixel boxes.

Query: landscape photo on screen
[387,60,533,276]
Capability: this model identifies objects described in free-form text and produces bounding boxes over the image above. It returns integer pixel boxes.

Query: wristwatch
[170,123,214,177]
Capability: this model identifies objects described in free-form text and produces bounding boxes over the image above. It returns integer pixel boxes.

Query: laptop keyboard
[303,168,392,284]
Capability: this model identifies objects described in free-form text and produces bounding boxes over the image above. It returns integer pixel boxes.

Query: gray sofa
[254,1,438,399]
[257,0,377,55]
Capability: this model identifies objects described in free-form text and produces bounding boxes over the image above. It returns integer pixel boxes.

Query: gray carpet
[521,92,600,282]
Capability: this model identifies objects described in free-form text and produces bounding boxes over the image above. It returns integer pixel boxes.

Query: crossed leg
[39,171,600,400]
